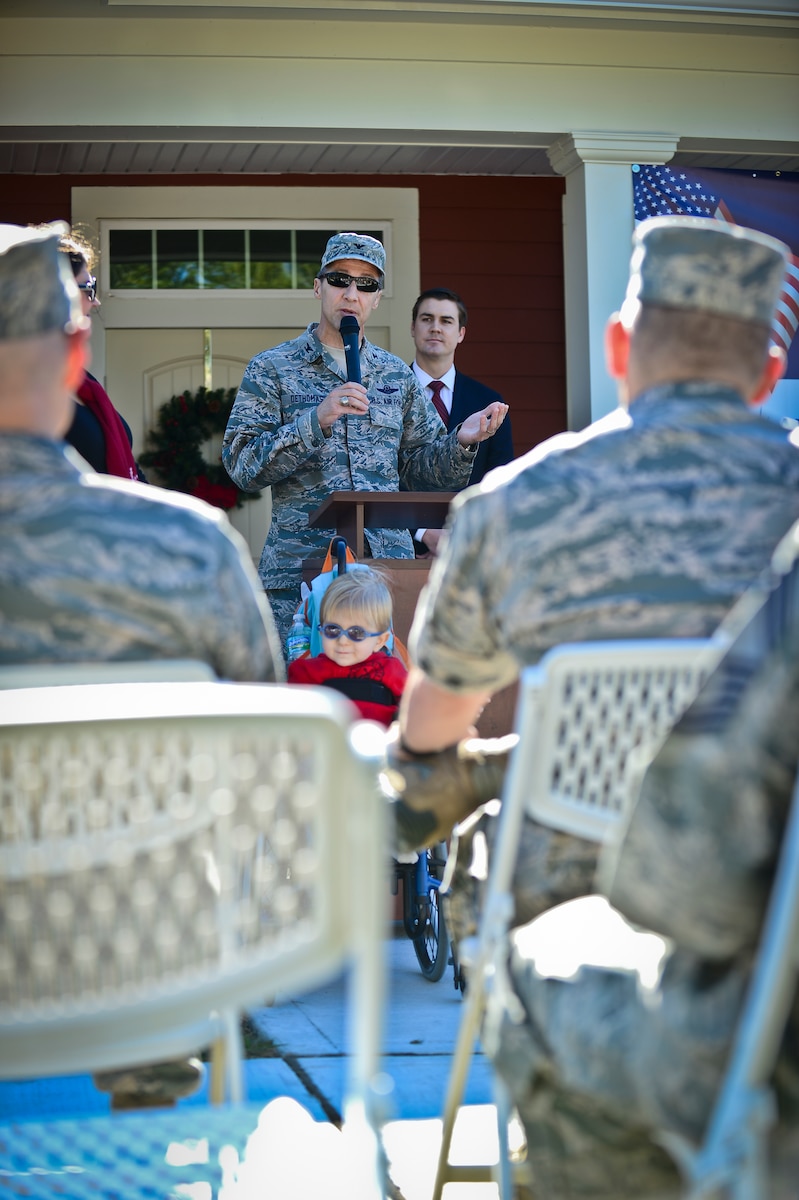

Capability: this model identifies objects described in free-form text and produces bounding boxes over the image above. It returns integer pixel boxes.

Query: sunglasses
[77,276,98,302]
[320,271,381,294]
[319,623,387,642]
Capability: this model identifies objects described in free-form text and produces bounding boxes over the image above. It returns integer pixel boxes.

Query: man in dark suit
[411,288,513,555]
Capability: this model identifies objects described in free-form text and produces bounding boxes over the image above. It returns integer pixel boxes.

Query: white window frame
[72,188,420,372]
[102,218,391,299]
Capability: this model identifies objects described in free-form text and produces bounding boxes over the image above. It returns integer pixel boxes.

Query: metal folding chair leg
[494,1076,515,1200]
[432,979,524,1198]
[209,1036,226,1104]
[433,962,494,1198]
[432,688,538,1200]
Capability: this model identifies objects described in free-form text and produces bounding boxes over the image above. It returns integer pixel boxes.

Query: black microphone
[340,315,361,385]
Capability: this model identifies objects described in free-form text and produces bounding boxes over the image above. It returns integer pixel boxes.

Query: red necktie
[429,380,449,425]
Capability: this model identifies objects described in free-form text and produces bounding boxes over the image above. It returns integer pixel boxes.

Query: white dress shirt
[411,362,457,543]
[412,362,457,418]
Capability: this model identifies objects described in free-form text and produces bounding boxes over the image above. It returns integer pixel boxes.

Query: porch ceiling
[1,130,797,177]
[3,0,799,22]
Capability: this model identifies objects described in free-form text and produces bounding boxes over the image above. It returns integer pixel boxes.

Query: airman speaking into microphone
[222,232,508,648]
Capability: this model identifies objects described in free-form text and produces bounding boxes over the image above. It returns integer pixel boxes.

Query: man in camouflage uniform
[389,217,799,887]
[0,223,283,682]
[0,221,284,1110]
[383,214,799,1193]
[222,232,508,646]
[487,520,799,1198]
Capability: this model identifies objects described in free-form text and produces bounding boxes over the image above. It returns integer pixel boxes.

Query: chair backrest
[432,635,730,1200]
[434,636,727,1200]
[0,659,217,688]
[0,679,387,1135]
[517,636,727,842]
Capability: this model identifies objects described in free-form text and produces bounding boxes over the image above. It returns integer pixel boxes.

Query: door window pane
[204,229,246,289]
[156,230,199,289]
[296,229,337,288]
[109,229,153,289]
[250,230,292,290]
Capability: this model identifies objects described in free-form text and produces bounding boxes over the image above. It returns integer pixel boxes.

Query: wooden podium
[306,490,454,559]
[304,491,517,737]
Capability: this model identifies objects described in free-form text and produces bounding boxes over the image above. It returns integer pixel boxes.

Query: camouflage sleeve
[196,516,286,683]
[222,353,328,492]
[396,372,475,493]
[410,486,518,694]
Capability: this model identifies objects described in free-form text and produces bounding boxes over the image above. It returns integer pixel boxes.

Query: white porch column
[548,133,679,429]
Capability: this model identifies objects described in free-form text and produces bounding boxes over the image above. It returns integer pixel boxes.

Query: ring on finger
[340,397,350,407]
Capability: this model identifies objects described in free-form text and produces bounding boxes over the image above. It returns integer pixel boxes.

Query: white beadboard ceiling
[2,0,796,177]
[1,130,797,177]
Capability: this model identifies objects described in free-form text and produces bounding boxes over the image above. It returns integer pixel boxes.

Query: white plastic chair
[0,679,388,1194]
[433,636,727,1200]
[0,659,216,688]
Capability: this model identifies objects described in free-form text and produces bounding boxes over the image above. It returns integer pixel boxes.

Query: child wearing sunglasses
[287,567,407,727]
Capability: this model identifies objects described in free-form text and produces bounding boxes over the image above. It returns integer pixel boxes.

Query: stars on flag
[632,164,721,219]
[631,163,797,359]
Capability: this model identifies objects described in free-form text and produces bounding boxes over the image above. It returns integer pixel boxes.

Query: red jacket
[77,373,141,480]
[288,651,408,727]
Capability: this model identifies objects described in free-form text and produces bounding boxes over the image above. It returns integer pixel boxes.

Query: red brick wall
[0,172,567,455]
[416,175,566,454]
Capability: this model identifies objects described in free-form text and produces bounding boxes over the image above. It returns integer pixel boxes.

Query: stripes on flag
[774,259,799,356]
[632,163,799,366]
[712,193,799,361]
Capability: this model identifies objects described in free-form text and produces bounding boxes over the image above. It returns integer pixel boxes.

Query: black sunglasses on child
[319,623,387,642]
[320,271,381,294]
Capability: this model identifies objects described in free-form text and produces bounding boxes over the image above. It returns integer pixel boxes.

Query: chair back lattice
[433,635,727,1200]
[522,638,725,842]
[0,681,386,1084]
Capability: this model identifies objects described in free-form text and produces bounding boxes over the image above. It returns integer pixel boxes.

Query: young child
[287,568,407,727]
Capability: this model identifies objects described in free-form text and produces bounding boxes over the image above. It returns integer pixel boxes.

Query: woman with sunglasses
[57,231,145,482]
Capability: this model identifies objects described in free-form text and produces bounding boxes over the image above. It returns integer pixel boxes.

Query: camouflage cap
[0,222,85,341]
[320,232,385,278]
[621,215,790,328]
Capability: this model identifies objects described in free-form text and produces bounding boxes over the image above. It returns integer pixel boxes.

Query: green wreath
[139,386,257,511]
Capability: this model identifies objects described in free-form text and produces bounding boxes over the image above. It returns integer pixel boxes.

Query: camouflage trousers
[441,813,799,1199]
[492,976,799,1200]
[496,1056,683,1200]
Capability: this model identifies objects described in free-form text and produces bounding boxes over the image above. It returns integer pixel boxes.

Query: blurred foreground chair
[0,662,218,691]
[0,659,217,688]
[0,679,388,1195]
[433,636,727,1200]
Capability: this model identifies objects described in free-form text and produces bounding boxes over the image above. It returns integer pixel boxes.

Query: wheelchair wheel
[412,844,449,982]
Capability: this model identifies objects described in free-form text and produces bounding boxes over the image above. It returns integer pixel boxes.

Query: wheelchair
[295,538,464,987]
[392,842,463,988]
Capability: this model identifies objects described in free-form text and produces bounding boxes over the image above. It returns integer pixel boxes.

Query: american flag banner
[633,164,799,380]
